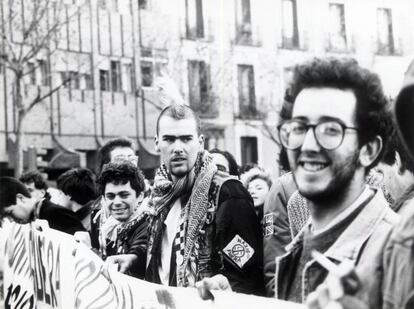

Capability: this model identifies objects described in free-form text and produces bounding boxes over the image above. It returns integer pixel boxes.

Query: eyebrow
[292,116,346,123]
[162,135,194,139]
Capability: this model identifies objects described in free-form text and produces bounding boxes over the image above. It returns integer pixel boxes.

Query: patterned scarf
[147,150,217,286]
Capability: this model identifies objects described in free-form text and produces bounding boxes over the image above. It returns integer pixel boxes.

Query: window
[185,0,204,39]
[141,61,153,87]
[237,64,256,117]
[140,48,168,87]
[328,3,347,51]
[111,61,122,92]
[38,60,49,86]
[99,0,107,10]
[28,63,36,85]
[139,0,149,10]
[281,0,299,49]
[377,8,394,55]
[69,71,80,89]
[235,0,252,44]
[0,55,6,74]
[99,69,110,91]
[188,60,209,110]
[112,0,118,11]
[122,63,134,92]
[83,74,93,90]
[240,136,258,166]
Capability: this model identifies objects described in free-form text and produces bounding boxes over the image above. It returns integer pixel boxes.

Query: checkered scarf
[147,150,217,286]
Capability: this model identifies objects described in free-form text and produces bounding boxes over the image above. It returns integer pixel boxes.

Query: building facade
[1,0,414,178]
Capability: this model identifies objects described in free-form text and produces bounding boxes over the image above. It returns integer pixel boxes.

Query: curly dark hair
[286,57,392,168]
[97,137,136,174]
[97,161,145,196]
[19,171,48,191]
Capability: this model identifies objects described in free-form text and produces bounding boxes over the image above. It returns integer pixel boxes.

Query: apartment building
[1,0,413,177]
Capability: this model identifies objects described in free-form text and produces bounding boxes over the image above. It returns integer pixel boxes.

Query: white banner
[1,220,305,309]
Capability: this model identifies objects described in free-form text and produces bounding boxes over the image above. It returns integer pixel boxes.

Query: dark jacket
[263,172,296,296]
[146,177,264,295]
[275,189,398,306]
[39,199,86,235]
[106,215,148,279]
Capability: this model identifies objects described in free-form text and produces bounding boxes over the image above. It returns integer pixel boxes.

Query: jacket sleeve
[263,173,295,297]
[382,206,414,309]
[215,179,265,295]
[126,217,148,279]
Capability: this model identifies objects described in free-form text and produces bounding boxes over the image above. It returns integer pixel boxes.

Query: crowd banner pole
[1,220,305,309]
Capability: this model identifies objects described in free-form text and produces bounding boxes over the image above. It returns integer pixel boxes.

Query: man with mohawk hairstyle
[144,83,264,295]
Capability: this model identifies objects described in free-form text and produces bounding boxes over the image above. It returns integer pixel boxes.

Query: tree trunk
[13,77,26,178]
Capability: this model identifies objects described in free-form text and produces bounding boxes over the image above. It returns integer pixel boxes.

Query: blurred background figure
[56,168,98,231]
[369,122,414,212]
[242,168,272,225]
[0,177,86,236]
[210,148,240,178]
[19,171,50,202]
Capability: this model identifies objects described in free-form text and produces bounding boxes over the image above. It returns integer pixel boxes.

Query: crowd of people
[1,56,414,308]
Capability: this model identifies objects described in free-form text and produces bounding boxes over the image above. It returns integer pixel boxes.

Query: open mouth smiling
[299,161,329,172]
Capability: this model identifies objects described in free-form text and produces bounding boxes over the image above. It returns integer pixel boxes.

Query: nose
[300,128,320,152]
[172,139,184,154]
[113,195,122,205]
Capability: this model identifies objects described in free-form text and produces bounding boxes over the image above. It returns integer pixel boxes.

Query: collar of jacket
[283,188,396,263]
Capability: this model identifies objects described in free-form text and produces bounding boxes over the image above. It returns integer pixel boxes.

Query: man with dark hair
[91,136,139,249]
[202,58,397,304]
[96,161,148,278]
[146,103,264,295]
[274,57,397,305]
[306,62,414,309]
[374,123,414,212]
[19,171,49,201]
[0,177,86,235]
[56,168,97,231]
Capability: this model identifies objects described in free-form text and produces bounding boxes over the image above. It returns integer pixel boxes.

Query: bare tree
[0,0,87,177]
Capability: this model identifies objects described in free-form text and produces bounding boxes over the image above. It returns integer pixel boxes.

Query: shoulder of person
[217,178,251,202]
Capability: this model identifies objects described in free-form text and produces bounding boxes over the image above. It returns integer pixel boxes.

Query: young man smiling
[273,57,398,305]
[97,161,148,278]
[145,104,264,295]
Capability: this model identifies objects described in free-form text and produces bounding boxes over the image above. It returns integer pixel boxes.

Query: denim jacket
[274,189,398,306]
[383,198,414,309]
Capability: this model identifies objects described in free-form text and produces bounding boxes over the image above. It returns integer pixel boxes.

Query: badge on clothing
[223,234,254,269]
[263,213,274,237]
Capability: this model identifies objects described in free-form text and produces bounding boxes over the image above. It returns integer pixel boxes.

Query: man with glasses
[197,58,397,305]
[271,57,399,306]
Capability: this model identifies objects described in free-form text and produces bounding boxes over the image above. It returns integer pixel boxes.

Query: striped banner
[1,220,304,309]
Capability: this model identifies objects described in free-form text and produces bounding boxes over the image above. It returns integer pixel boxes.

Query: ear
[198,134,205,149]
[395,151,405,175]
[16,193,26,203]
[39,189,46,197]
[154,135,160,153]
[359,136,383,167]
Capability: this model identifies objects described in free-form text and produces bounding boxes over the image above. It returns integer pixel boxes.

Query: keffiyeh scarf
[147,150,218,287]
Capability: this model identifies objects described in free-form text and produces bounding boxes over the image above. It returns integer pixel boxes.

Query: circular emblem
[231,244,245,258]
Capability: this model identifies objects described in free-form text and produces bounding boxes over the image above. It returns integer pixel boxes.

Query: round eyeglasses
[278,119,358,150]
